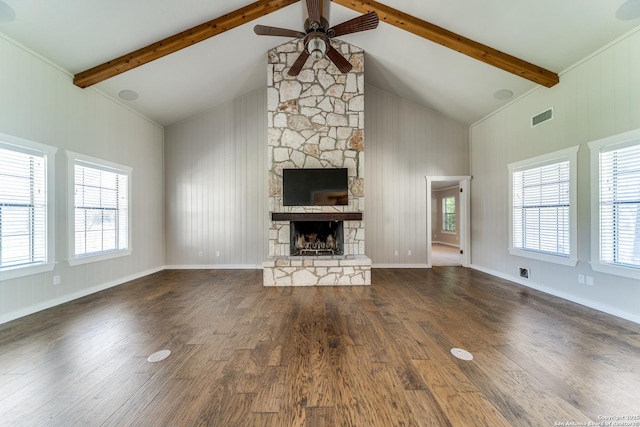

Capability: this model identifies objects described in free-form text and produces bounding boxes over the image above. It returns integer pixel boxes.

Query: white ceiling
[1,0,639,126]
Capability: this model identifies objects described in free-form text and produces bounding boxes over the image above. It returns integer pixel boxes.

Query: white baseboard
[470,264,640,325]
[0,266,165,325]
[164,264,263,270]
[372,263,430,269]
[432,241,460,248]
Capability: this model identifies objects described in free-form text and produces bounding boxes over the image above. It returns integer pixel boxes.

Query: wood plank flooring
[0,268,639,426]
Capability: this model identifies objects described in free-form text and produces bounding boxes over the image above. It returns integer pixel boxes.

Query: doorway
[426,176,471,267]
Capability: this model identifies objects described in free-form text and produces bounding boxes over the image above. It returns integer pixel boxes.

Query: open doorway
[426,176,471,267]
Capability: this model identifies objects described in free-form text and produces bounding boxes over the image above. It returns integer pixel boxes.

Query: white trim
[69,249,133,267]
[508,145,579,267]
[372,263,430,269]
[0,132,57,281]
[588,128,640,280]
[66,151,133,266]
[0,266,165,325]
[432,241,459,248]
[470,264,640,325]
[164,264,264,270]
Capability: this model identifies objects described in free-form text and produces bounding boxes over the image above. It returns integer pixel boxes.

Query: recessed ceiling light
[616,0,640,20]
[0,1,16,22]
[494,89,513,100]
[119,89,139,101]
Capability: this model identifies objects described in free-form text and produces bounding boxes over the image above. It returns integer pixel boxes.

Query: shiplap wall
[164,83,468,268]
[164,89,268,267]
[365,85,469,266]
[0,35,165,323]
[470,28,640,323]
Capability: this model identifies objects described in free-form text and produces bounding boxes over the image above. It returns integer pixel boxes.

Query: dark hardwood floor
[0,268,639,426]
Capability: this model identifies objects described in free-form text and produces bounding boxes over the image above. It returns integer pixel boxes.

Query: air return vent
[531,107,554,127]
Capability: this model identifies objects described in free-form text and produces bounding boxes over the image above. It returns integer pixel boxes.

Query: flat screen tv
[283,168,348,206]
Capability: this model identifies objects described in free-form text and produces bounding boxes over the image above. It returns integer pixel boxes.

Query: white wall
[164,89,268,267]
[0,36,165,324]
[470,28,640,323]
[163,84,469,268]
[365,85,469,266]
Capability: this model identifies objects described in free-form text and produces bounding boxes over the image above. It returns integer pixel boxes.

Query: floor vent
[531,107,553,127]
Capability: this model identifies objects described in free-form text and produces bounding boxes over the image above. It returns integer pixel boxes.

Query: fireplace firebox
[290,221,344,256]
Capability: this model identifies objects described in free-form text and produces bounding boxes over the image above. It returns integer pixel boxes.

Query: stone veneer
[263,38,371,286]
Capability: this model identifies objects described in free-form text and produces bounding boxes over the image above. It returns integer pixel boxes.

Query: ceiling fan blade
[328,11,379,37]
[254,25,305,38]
[326,45,353,73]
[288,50,311,76]
[306,0,322,24]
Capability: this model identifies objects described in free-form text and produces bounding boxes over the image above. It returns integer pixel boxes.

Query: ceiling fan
[254,0,379,76]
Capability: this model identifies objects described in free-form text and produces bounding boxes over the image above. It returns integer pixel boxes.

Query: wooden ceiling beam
[332,0,559,88]
[73,0,300,88]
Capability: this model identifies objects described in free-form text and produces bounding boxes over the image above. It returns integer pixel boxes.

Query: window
[67,152,131,266]
[589,129,640,279]
[442,196,456,232]
[508,146,578,266]
[0,133,56,280]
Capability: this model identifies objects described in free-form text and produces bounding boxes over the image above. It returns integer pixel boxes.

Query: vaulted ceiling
[1,0,639,126]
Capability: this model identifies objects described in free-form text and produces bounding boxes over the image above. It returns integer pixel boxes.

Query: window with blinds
[0,146,47,269]
[512,161,570,256]
[0,134,56,280]
[598,140,640,269]
[508,146,578,266]
[73,161,129,257]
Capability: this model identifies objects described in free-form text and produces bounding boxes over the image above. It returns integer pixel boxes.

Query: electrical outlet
[198,251,203,257]
[216,251,220,257]
[578,274,585,284]
[408,250,412,256]
[53,275,60,285]
[586,276,594,286]
[394,250,399,256]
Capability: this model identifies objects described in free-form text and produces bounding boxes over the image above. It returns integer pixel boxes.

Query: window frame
[589,128,640,279]
[0,132,57,281]
[442,196,456,233]
[66,151,132,267]
[508,146,579,266]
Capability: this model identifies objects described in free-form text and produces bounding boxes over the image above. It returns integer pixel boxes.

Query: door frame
[426,176,471,267]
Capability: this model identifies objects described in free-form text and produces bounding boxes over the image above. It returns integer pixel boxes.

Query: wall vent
[531,107,554,127]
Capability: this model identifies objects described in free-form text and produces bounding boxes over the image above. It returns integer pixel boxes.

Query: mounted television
[283,168,348,206]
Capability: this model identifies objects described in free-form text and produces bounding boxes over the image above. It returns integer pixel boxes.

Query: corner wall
[470,28,640,323]
[0,35,165,324]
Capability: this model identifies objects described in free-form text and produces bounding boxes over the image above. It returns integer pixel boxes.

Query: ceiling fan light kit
[254,0,379,76]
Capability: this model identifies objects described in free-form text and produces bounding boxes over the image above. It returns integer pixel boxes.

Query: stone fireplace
[262,38,371,286]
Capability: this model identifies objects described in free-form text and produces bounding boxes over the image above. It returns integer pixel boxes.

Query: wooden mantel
[271,212,363,221]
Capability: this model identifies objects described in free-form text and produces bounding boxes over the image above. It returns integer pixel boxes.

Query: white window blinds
[599,143,640,268]
[74,161,129,257]
[0,145,47,269]
[512,160,570,257]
